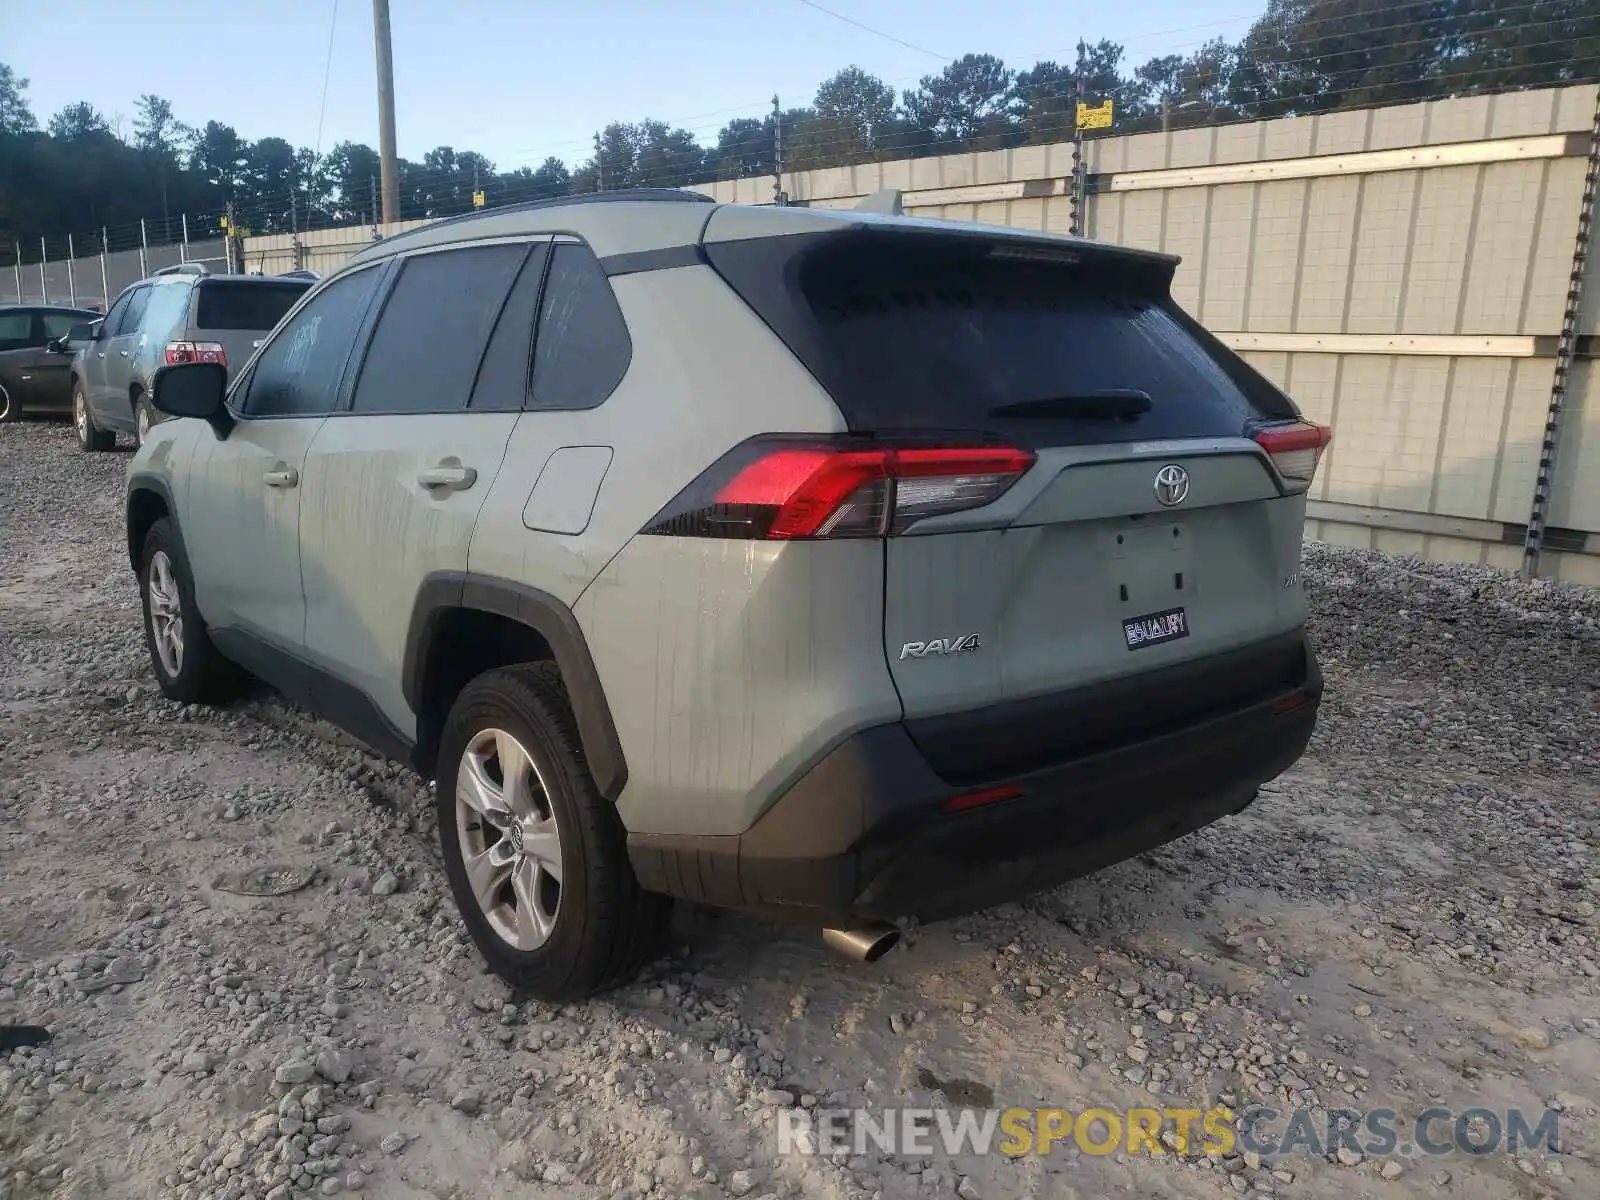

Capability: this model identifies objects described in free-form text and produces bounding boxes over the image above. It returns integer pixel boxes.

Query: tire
[436,663,669,1001]
[138,518,245,704]
[134,395,156,447]
[73,385,114,452]
[0,383,19,423]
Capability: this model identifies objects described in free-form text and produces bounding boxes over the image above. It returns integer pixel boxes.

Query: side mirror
[69,322,94,342]
[151,362,233,438]
[45,337,70,354]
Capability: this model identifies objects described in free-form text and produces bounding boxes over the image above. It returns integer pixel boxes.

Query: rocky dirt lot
[1,419,1597,1200]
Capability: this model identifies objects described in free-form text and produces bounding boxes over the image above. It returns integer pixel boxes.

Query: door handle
[97,352,106,359]
[118,350,129,357]
[263,467,299,488]
[416,465,477,491]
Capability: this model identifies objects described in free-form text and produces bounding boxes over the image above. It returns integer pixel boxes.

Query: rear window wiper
[989,389,1152,421]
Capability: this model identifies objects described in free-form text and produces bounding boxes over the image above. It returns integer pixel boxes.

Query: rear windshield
[704,228,1296,446]
[194,281,310,331]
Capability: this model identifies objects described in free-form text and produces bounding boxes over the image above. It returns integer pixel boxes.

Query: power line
[313,0,342,163]
[790,0,950,62]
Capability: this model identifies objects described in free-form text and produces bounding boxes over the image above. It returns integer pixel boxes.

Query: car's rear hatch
[190,278,311,376]
[701,211,1327,784]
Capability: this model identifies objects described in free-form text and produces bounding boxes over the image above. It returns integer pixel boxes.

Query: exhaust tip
[822,923,901,963]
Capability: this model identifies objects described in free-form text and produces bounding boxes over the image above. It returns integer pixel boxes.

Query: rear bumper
[627,632,1322,925]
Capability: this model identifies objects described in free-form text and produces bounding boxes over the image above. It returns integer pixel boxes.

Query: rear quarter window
[527,242,631,411]
[139,285,193,343]
[195,281,311,331]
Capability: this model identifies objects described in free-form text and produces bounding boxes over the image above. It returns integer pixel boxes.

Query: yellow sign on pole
[1076,100,1115,131]
[472,189,486,209]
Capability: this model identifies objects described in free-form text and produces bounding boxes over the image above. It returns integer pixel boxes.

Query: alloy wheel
[136,404,150,446]
[73,392,88,443]
[146,550,184,678]
[455,727,564,950]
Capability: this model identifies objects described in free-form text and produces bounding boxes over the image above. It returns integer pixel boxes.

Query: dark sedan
[0,304,103,422]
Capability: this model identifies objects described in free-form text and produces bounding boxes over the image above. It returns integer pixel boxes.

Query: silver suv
[70,264,311,450]
[124,189,1329,1000]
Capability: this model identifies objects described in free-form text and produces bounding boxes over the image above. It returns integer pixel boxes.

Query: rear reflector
[1252,420,1332,490]
[643,438,1035,540]
[1270,688,1308,715]
[165,341,227,367]
[944,784,1023,813]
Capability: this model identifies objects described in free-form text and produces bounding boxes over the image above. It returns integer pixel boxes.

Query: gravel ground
[1,419,1597,1200]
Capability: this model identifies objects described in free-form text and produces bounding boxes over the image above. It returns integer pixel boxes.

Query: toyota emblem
[1154,464,1190,507]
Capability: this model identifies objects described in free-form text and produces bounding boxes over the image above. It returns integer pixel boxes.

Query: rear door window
[469,243,550,411]
[349,242,529,415]
[116,286,152,336]
[98,292,132,340]
[705,228,1296,446]
[139,285,192,343]
[0,310,33,351]
[195,281,310,331]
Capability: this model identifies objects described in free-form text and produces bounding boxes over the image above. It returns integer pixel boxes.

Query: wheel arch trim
[404,572,628,801]
[126,473,181,573]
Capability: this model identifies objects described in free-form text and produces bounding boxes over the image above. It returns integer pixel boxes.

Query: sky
[3,0,1262,170]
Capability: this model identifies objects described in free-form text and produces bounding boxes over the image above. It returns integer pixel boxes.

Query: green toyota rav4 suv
[125,189,1329,1000]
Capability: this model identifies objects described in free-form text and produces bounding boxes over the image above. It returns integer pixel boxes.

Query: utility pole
[595,132,604,192]
[772,95,786,206]
[1071,39,1086,238]
[139,219,149,278]
[11,241,21,305]
[99,228,109,308]
[67,234,77,305]
[372,0,401,224]
[39,237,48,303]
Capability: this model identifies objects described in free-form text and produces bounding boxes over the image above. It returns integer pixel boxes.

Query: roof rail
[279,268,322,281]
[151,262,211,277]
[369,187,718,250]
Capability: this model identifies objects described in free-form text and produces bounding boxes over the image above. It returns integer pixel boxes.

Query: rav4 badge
[900,634,982,660]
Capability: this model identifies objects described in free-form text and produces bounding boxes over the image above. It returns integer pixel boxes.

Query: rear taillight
[165,341,227,367]
[642,437,1036,540]
[1252,420,1332,490]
